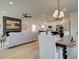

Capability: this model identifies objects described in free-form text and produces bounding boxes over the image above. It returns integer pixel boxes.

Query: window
[32,24,36,32]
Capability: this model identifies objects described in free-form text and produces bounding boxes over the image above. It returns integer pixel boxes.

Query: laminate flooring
[0,41,38,59]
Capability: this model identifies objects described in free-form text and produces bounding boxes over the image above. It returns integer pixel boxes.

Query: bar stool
[0,34,6,49]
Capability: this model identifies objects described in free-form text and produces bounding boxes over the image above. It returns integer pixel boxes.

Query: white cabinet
[67,45,78,59]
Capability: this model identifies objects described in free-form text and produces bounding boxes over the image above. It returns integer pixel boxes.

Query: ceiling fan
[22,13,32,18]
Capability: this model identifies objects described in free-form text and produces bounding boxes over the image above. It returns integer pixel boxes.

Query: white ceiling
[0,0,78,19]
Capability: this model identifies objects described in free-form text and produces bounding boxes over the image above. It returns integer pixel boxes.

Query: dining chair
[0,34,3,48]
[0,34,6,49]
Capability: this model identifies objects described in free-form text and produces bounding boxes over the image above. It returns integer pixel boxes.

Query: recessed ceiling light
[9,1,14,5]
[3,11,6,14]
[41,14,45,17]
[63,8,66,11]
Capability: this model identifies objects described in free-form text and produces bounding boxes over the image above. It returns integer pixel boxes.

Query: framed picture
[6,20,20,29]
[3,16,21,34]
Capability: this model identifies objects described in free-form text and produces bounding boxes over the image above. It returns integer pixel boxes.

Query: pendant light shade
[53,0,65,20]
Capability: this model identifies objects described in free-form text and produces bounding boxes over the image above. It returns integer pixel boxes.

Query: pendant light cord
[58,0,60,18]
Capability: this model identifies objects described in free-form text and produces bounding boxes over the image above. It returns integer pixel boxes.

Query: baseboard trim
[9,40,36,49]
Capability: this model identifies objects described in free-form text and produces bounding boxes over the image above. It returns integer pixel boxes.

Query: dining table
[53,35,77,59]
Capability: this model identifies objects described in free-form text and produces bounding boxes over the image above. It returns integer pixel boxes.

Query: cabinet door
[67,46,78,59]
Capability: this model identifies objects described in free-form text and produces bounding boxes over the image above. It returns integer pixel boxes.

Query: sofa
[4,32,37,48]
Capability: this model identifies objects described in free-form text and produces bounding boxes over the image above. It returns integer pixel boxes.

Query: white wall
[67,12,78,59]
[22,18,44,32]
[70,12,78,41]
[0,17,3,34]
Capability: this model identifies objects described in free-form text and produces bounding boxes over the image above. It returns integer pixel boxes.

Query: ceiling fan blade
[26,16,32,18]
[22,13,32,18]
[22,16,32,18]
